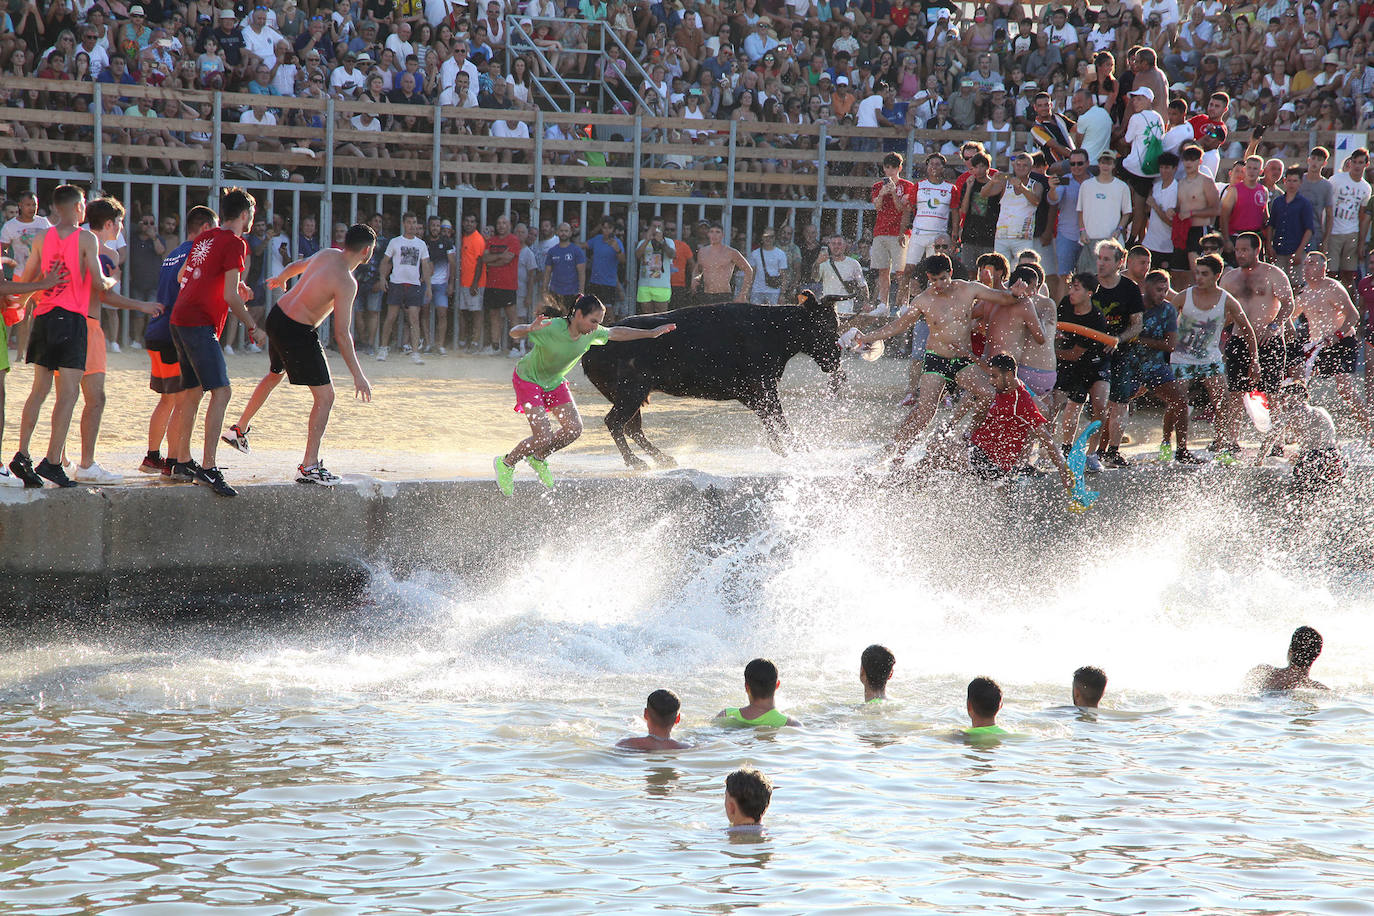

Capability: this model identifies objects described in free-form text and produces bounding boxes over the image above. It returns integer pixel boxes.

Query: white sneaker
[0,467,21,488]
[508,347,521,358]
[410,351,425,365]
[73,462,123,485]
[130,340,144,350]
[247,342,262,353]
[223,344,236,356]
[437,346,447,356]
[864,300,888,318]
[296,463,342,486]
[376,346,389,362]
[1084,454,1103,474]
[483,346,498,355]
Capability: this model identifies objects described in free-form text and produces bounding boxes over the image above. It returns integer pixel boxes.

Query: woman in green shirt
[495,294,674,495]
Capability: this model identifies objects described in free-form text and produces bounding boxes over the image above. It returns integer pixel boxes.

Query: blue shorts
[170,323,231,391]
[1055,237,1082,276]
[1107,352,1140,403]
[430,282,449,308]
[360,288,384,313]
[1137,361,1173,391]
[387,283,424,309]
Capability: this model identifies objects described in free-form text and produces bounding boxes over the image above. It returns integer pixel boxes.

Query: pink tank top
[34,226,93,318]
[1230,182,1268,234]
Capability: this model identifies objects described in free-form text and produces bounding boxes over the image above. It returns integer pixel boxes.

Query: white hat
[130,5,146,15]
[835,75,849,85]
[1128,86,1154,101]
[219,8,236,17]
[1279,101,1297,113]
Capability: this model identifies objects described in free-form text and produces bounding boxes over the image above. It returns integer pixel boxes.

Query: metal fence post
[324,95,336,202]
[814,122,828,231]
[532,109,545,219]
[724,119,738,239]
[626,115,644,297]
[430,100,443,210]
[93,83,104,188]
[211,90,223,202]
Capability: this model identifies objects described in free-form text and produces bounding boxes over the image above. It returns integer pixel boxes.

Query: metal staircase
[506,15,653,115]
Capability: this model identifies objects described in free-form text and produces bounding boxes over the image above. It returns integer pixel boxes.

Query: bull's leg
[626,408,677,468]
[745,385,792,455]
[604,398,651,470]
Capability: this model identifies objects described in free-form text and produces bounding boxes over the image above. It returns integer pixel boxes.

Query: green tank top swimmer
[725,707,790,727]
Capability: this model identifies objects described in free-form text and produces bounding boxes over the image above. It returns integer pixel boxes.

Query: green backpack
[1141,120,1164,175]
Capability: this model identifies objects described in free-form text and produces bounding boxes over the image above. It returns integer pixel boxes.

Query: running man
[1292,250,1374,440]
[1217,231,1294,453]
[855,254,1031,473]
[493,294,674,495]
[8,185,99,488]
[223,225,377,485]
[140,205,218,478]
[166,187,266,498]
[692,223,752,304]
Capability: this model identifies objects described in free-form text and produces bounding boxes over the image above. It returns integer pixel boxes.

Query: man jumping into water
[855,254,1033,473]
[222,225,377,485]
[494,294,674,495]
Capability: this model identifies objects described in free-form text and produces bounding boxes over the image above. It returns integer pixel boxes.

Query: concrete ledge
[3,466,1372,615]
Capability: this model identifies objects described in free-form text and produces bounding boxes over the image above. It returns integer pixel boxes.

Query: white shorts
[869,234,908,271]
[994,236,1034,263]
[457,286,485,312]
[905,232,943,267]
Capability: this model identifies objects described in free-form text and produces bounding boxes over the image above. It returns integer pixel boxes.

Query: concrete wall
[2,467,1371,616]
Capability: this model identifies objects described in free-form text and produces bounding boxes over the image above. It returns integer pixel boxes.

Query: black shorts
[968,444,1006,480]
[171,323,231,391]
[587,283,617,307]
[669,286,691,309]
[1186,225,1208,255]
[1055,356,1109,403]
[1115,162,1154,199]
[386,283,424,308]
[26,309,87,371]
[147,340,185,394]
[1150,249,1187,272]
[483,288,516,311]
[1223,331,1287,393]
[266,306,330,387]
[1312,335,1358,377]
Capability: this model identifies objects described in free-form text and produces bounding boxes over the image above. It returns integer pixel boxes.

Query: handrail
[592,19,652,116]
[505,16,576,112]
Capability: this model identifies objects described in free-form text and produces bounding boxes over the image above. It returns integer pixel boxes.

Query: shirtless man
[856,254,1029,470]
[1247,626,1327,691]
[1255,378,1346,491]
[1292,250,1374,440]
[692,222,753,304]
[1176,144,1221,274]
[614,689,691,751]
[987,262,1056,405]
[1217,232,1295,452]
[222,225,377,485]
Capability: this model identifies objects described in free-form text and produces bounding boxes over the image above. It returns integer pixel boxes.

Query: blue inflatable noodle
[1065,420,1101,512]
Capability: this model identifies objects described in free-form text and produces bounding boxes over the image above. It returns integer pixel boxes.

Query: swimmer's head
[1289,626,1323,668]
[860,644,895,693]
[725,767,773,825]
[743,657,780,701]
[966,676,1003,720]
[1072,666,1108,708]
[987,352,1018,391]
[645,689,681,729]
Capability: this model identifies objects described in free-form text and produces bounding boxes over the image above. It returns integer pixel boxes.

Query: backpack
[1141,119,1164,175]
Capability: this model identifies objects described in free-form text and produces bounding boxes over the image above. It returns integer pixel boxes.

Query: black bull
[579,296,844,469]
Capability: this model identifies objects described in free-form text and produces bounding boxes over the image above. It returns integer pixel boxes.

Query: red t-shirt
[871,177,916,237]
[170,227,247,335]
[970,381,1047,471]
[483,233,522,291]
[1188,113,1223,140]
[1359,275,1374,322]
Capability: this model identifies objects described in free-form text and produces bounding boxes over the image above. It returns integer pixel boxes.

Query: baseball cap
[1279,102,1297,113]
[835,75,849,85]
[440,219,453,228]
[219,8,235,17]
[130,4,145,15]
[1021,81,1038,91]
[818,72,832,82]
[1128,86,1154,101]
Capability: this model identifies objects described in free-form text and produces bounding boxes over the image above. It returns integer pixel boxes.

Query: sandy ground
[0,343,1359,487]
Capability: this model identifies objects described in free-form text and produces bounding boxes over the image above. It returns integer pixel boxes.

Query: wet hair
[1071,272,1099,293]
[1073,666,1108,706]
[85,197,124,232]
[1157,151,1180,169]
[52,184,84,208]
[344,224,377,252]
[860,644,895,691]
[1234,231,1262,252]
[925,254,953,276]
[967,676,1002,719]
[744,657,779,699]
[988,352,1017,372]
[1290,626,1323,667]
[221,186,256,222]
[725,767,773,822]
[645,688,681,727]
[186,205,217,235]
[1195,253,1224,276]
[976,252,1009,279]
[882,151,903,169]
[1009,263,1042,288]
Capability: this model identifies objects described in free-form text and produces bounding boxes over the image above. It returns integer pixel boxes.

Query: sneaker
[899,391,918,407]
[8,451,44,488]
[130,340,143,350]
[1175,448,1206,465]
[296,463,341,486]
[864,300,888,318]
[35,457,77,488]
[509,347,521,358]
[1101,448,1131,469]
[108,340,121,354]
[1084,453,1103,474]
[376,346,389,362]
[247,342,262,354]
[169,459,202,483]
[222,344,235,356]
[493,455,515,496]
[139,454,167,475]
[437,346,447,356]
[0,467,21,488]
[483,346,499,356]
[72,462,123,485]
[410,351,425,365]
[193,464,237,497]
[160,459,174,479]
[222,424,251,454]
[1157,442,1174,463]
[527,456,554,488]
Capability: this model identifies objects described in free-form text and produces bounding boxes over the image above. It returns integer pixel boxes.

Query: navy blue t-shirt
[146,240,192,346]
[546,242,586,295]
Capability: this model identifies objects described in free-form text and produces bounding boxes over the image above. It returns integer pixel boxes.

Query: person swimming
[724,767,773,833]
[616,689,691,751]
[1248,626,1329,691]
[861,644,895,703]
[716,658,801,727]
[964,676,1007,740]
[1073,666,1108,708]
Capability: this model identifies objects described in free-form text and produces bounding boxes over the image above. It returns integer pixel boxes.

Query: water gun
[1065,420,1101,513]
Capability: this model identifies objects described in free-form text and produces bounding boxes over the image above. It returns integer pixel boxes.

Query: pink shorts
[512,369,572,414]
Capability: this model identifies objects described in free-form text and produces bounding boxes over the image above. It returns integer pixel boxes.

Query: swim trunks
[84,315,107,376]
[723,707,789,727]
[1107,350,1141,403]
[1016,366,1056,397]
[512,368,573,414]
[1171,361,1222,382]
[968,444,1007,480]
[1054,356,1109,403]
[1223,332,1286,392]
[922,352,972,382]
[26,309,87,371]
[266,305,331,387]
[1312,335,1358,378]
[147,341,184,394]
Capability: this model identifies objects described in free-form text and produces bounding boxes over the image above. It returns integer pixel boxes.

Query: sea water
[3,476,1374,914]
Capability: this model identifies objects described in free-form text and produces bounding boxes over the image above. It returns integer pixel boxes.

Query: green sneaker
[1214,449,1238,467]
[1157,442,1174,463]
[493,455,515,496]
[527,456,555,489]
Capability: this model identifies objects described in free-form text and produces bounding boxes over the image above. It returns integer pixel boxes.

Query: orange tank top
[35,226,93,318]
